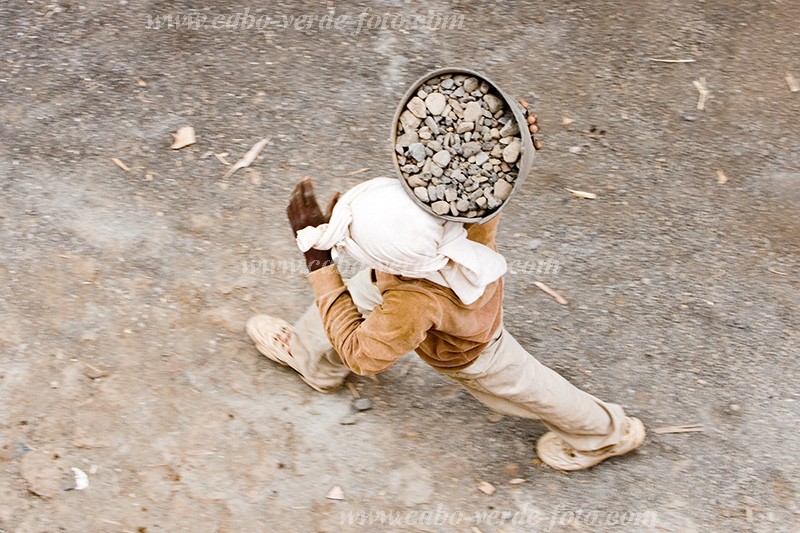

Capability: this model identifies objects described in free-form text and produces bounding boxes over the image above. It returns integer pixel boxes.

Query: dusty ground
[1,1,799,532]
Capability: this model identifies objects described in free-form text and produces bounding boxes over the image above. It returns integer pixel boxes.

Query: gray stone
[499,119,519,137]
[432,150,451,167]
[400,110,422,129]
[440,78,455,90]
[463,77,479,92]
[483,94,504,113]
[401,164,419,174]
[418,127,432,141]
[453,87,465,98]
[431,201,450,215]
[449,201,459,216]
[476,196,488,208]
[424,116,440,135]
[431,165,444,177]
[425,92,447,115]
[486,195,501,209]
[456,198,469,212]
[427,140,443,153]
[474,152,490,166]
[427,184,438,201]
[479,80,490,93]
[414,186,429,203]
[407,174,428,187]
[502,139,521,163]
[339,415,358,425]
[456,121,474,134]
[407,96,427,119]
[396,130,419,148]
[528,238,542,250]
[462,141,482,158]
[353,398,372,411]
[494,179,513,201]
[463,101,483,123]
[408,143,426,163]
[445,187,458,202]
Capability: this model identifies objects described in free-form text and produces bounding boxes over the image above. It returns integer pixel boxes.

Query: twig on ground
[649,58,696,63]
[111,158,130,172]
[533,281,568,305]
[222,137,271,179]
[692,78,710,110]
[653,424,703,434]
[343,167,370,177]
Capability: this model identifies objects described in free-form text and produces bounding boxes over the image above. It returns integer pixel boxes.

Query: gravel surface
[1,1,799,532]
[395,72,522,218]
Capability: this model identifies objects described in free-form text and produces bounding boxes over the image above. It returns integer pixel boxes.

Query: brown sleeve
[307,264,440,375]
[465,215,501,250]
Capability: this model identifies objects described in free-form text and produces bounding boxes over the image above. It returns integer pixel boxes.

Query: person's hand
[287,176,325,236]
[287,177,341,235]
[287,176,339,272]
[518,98,543,151]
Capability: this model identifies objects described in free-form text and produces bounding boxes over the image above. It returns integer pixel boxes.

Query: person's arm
[308,264,440,375]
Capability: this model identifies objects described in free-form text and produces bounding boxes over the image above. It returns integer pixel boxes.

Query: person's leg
[248,269,382,392]
[440,326,629,452]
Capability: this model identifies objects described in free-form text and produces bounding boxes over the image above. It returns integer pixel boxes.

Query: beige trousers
[290,269,626,451]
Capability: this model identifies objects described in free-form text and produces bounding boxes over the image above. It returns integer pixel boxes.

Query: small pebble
[353,398,372,412]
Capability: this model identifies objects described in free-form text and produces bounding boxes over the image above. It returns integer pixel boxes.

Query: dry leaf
[137,78,147,87]
[653,424,703,434]
[171,126,196,150]
[565,188,597,199]
[509,478,526,485]
[111,158,130,172]
[716,170,728,184]
[786,72,800,93]
[533,281,568,305]
[325,485,345,500]
[222,137,271,179]
[71,467,89,490]
[477,480,496,496]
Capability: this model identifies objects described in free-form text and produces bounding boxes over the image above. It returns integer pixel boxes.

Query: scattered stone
[528,238,542,250]
[353,398,372,412]
[339,416,357,425]
[569,146,583,155]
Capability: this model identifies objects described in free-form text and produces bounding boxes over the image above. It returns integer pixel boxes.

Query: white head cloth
[296,177,507,305]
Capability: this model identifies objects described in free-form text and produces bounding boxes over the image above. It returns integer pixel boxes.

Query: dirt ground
[1,1,799,532]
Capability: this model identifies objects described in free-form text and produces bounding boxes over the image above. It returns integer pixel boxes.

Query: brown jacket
[307,218,503,375]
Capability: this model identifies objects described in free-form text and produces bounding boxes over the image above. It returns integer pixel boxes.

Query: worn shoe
[246,314,295,366]
[536,417,645,471]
